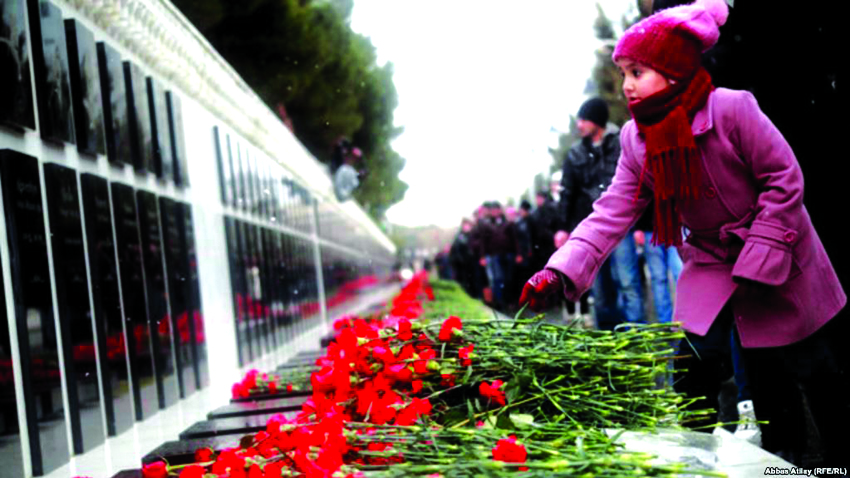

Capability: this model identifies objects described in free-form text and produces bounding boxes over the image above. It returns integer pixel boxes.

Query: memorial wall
[0,0,396,476]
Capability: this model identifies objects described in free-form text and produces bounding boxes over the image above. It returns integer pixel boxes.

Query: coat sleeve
[545,123,652,301]
[559,151,577,231]
[730,92,805,286]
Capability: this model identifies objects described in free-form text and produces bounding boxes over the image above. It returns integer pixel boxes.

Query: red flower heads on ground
[438,316,463,341]
[480,380,506,406]
[459,344,474,367]
[492,435,529,471]
[142,461,168,478]
[398,318,413,341]
[386,363,414,382]
[395,398,433,426]
[413,348,437,375]
[178,465,205,478]
[194,448,214,462]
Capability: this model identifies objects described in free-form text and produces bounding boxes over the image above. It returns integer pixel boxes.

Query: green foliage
[173,0,407,220]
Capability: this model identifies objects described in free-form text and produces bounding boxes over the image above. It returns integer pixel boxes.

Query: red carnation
[438,316,462,342]
[386,363,413,382]
[398,318,413,341]
[412,380,423,394]
[441,374,456,387]
[178,465,205,478]
[269,381,278,394]
[194,447,214,462]
[459,344,474,367]
[142,461,167,478]
[492,435,528,471]
[287,383,293,393]
[479,380,506,406]
[373,345,395,364]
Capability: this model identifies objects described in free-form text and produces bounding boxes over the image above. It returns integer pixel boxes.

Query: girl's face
[616,58,671,103]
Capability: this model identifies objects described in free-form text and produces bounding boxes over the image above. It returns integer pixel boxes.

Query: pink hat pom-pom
[697,0,729,27]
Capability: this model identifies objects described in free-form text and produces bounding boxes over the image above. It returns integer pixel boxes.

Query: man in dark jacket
[559,98,644,330]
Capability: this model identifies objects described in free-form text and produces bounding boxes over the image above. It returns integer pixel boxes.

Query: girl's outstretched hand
[519,269,564,311]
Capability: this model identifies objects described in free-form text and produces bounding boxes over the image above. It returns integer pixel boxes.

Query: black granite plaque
[142,436,252,467]
[255,156,267,219]
[158,197,193,399]
[97,42,130,165]
[1,0,35,130]
[268,231,285,347]
[28,0,74,144]
[147,78,172,182]
[43,163,105,455]
[136,191,177,409]
[244,225,265,356]
[0,253,25,478]
[178,203,208,388]
[209,395,307,419]
[259,228,276,350]
[251,153,263,218]
[269,168,280,225]
[213,127,233,207]
[224,217,247,366]
[65,20,105,157]
[235,220,254,361]
[241,145,254,214]
[232,141,245,211]
[79,173,133,437]
[110,182,157,421]
[123,62,152,173]
[110,470,142,478]
[179,412,283,440]
[166,92,188,187]
[0,150,69,475]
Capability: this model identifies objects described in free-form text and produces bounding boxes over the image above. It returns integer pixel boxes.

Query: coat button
[784,231,797,243]
[705,187,717,199]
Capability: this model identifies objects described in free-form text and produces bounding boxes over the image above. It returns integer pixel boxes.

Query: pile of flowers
[140,273,722,477]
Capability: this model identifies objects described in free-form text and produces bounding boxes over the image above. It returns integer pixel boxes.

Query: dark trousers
[675,307,850,468]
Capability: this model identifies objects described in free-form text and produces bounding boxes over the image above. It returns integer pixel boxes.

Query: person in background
[530,192,560,271]
[522,0,847,465]
[560,97,644,329]
[333,146,362,201]
[435,245,453,281]
[477,202,519,311]
[503,206,515,222]
[469,205,489,300]
[513,200,535,303]
[450,218,477,296]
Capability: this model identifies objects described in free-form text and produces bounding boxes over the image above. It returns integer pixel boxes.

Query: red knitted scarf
[630,68,714,247]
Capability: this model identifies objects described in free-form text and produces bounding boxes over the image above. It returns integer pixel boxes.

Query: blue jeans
[591,256,623,331]
[485,254,512,305]
[730,326,751,402]
[644,232,683,324]
[611,233,646,324]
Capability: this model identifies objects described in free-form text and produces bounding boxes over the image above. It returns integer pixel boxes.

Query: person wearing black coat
[450,218,477,297]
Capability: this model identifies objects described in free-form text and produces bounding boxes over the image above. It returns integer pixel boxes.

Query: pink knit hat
[613,0,729,80]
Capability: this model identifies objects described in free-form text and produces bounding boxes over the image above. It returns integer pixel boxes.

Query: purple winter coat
[546,88,846,348]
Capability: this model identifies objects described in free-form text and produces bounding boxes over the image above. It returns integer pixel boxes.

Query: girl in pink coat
[521,0,848,466]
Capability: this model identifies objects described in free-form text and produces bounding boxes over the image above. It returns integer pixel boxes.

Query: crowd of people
[436,192,562,315]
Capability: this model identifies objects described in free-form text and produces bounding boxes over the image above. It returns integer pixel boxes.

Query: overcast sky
[350,1,636,228]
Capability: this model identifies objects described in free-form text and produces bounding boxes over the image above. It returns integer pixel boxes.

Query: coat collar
[691,89,715,137]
